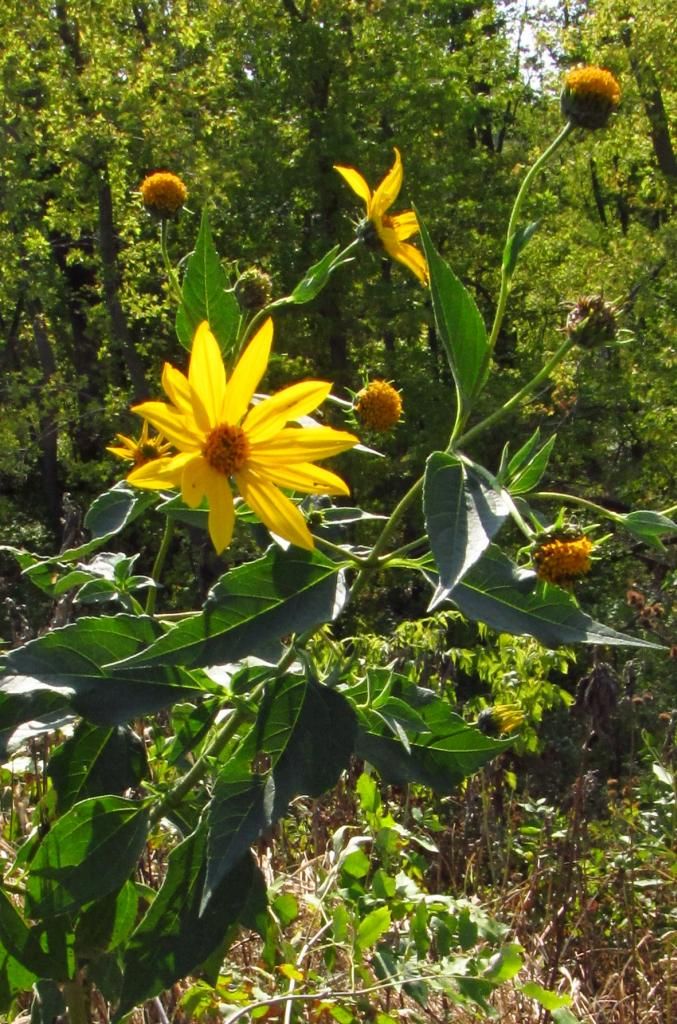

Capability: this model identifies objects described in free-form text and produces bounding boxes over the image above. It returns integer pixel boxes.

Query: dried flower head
[354,379,403,432]
[561,66,621,130]
[139,171,188,216]
[235,267,274,310]
[477,704,525,737]
[565,294,618,348]
[533,533,594,586]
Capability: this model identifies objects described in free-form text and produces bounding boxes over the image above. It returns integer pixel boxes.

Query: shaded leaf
[48,723,147,814]
[204,675,355,907]
[1,615,203,753]
[109,548,347,670]
[424,452,509,601]
[433,545,662,648]
[507,435,557,495]
[618,509,677,551]
[25,797,149,918]
[115,830,266,1020]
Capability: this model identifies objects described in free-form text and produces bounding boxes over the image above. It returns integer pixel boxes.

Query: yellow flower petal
[132,401,203,450]
[237,469,313,550]
[162,363,193,414]
[222,318,273,425]
[204,473,236,554]
[250,426,358,462]
[243,380,332,443]
[388,210,420,241]
[107,445,134,461]
[371,147,403,220]
[126,454,188,489]
[247,459,350,496]
[333,164,372,209]
[180,454,212,508]
[189,321,226,431]
[378,228,429,285]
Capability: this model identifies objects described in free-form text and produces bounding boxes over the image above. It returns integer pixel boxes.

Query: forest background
[0,1,675,1023]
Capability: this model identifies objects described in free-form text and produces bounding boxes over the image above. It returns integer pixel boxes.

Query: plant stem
[63,979,89,1024]
[530,490,625,523]
[453,335,575,450]
[486,120,575,359]
[146,518,175,615]
[348,475,424,603]
[159,220,183,306]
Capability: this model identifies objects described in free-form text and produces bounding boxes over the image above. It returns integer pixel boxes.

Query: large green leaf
[25,797,150,919]
[115,830,266,1020]
[1,615,203,756]
[175,208,239,356]
[109,547,347,671]
[417,210,489,408]
[204,674,355,908]
[424,452,509,602]
[74,882,139,959]
[434,545,662,649]
[348,670,509,791]
[48,723,147,814]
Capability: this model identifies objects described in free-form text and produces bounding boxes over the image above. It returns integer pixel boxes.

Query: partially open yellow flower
[140,171,188,216]
[561,66,621,129]
[354,380,403,432]
[533,534,594,586]
[107,421,172,469]
[477,704,525,736]
[127,319,358,553]
[334,148,428,286]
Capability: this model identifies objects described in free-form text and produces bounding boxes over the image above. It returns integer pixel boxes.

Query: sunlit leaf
[176,208,239,355]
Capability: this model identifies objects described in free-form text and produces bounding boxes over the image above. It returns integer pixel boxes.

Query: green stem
[159,220,183,306]
[486,120,574,358]
[348,475,424,603]
[310,533,370,566]
[530,491,625,523]
[145,518,175,615]
[63,979,89,1024]
[237,238,363,351]
[453,335,575,450]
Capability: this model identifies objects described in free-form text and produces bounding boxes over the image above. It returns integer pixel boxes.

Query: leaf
[115,830,266,1020]
[175,208,239,356]
[204,675,355,908]
[0,890,60,980]
[347,671,509,792]
[109,547,347,670]
[25,797,150,919]
[1,615,203,756]
[424,452,509,600]
[48,723,148,814]
[483,943,523,982]
[432,545,662,649]
[284,245,342,304]
[66,484,157,562]
[507,435,557,495]
[502,221,540,279]
[356,907,391,951]
[519,981,572,1011]
[75,882,139,957]
[416,210,489,408]
[617,509,677,551]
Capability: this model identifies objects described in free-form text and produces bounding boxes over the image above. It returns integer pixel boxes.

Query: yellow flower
[354,380,403,432]
[107,421,173,469]
[561,66,621,130]
[139,171,188,216]
[477,704,525,736]
[334,148,428,286]
[533,534,594,586]
[127,319,358,553]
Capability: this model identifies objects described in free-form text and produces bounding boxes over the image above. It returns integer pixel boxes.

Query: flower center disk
[203,424,250,475]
